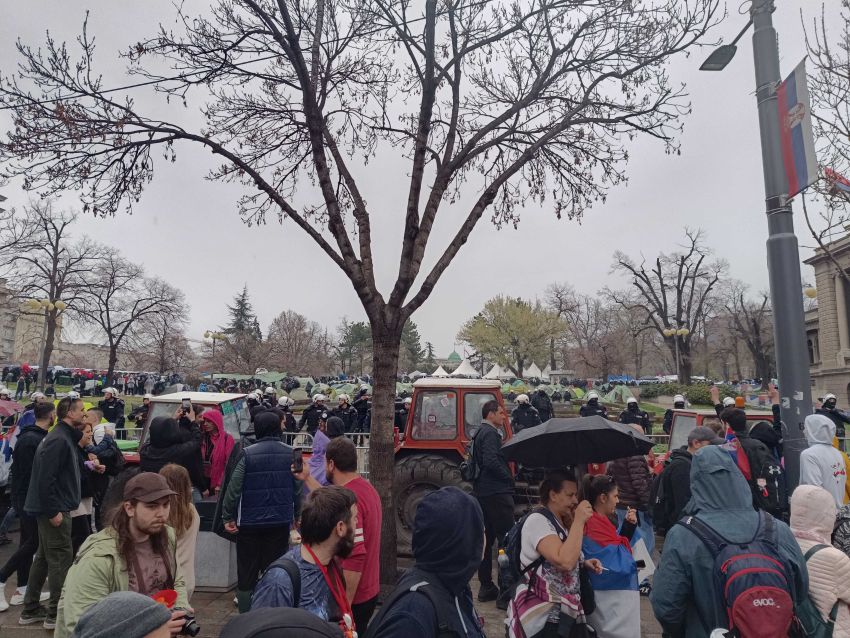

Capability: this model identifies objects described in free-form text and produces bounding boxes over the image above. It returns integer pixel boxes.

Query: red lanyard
[303,544,356,637]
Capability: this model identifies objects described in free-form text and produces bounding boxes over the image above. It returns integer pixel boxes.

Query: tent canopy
[484,364,503,380]
[602,385,637,404]
[450,359,481,378]
[523,363,543,378]
[432,366,449,377]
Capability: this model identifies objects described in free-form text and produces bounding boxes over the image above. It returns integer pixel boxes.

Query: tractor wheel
[394,454,471,556]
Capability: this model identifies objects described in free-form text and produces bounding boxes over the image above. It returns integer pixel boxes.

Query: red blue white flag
[825,167,850,196]
[776,59,818,198]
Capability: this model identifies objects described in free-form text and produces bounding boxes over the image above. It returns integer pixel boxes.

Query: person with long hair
[580,474,640,638]
[159,464,200,600]
[508,470,602,638]
[54,473,191,637]
[198,410,234,497]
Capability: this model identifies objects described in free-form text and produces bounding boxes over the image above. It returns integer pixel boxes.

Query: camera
[173,608,200,637]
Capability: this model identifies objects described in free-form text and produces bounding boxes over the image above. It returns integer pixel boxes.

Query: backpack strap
[675,515,728,558]
[409,581,457,637]
[803,543,829,562]
[518,508,567,578]
[266,557,301,608]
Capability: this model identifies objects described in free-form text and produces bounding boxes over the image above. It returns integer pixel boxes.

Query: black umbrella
[502,415,654,467]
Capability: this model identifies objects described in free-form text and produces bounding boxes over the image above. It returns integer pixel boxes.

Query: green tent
[602,385,637,404]
[289,388,309,401]
[570,386,585,399]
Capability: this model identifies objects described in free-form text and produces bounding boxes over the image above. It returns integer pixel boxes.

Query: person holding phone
[221,411,301,613]
[139,409,204,502]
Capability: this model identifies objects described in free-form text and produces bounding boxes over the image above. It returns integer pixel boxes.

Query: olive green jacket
[55,525,188,637]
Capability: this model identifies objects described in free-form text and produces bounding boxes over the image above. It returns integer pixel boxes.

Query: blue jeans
[0,506,17,535]
[191,487,202,504]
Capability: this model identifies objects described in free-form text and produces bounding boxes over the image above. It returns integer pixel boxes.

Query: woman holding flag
[581,475,640,638]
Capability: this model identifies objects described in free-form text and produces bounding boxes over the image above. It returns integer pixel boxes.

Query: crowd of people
[3,382,850,638]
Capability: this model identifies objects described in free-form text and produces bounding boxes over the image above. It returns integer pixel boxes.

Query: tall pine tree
[224,285,259,337]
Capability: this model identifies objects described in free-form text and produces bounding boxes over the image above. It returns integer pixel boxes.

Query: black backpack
[649,469,671,534]
[459,430,481,483]
[739,439,788,517]
[104,438,126,477]
[364,569,472,638]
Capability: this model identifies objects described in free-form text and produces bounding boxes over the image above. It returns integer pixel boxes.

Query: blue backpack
[677,511,796,637]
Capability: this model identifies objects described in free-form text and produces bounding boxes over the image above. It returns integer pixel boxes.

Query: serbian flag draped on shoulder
[776,58,818,198]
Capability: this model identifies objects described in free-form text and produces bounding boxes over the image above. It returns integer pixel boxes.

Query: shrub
[638,383,736,406]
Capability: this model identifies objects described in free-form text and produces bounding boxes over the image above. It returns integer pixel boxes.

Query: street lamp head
[700,44,738,71]
[663,328,675,337]
[204,330,211,339]
[804,287,817,299]
[54,300,66,311]
[677,328,690,336]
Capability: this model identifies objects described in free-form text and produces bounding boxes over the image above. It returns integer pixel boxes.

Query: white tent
[450,359,481,378]
[432,365,449,377]
[410,370,427,379]
[523,362,543,378]
[484,364,503,379]
[542,365,552,381]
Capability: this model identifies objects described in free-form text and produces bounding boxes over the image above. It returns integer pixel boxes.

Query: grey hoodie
[801,414,847,508]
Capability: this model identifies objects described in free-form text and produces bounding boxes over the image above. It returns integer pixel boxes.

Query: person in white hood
[801,414,848,507]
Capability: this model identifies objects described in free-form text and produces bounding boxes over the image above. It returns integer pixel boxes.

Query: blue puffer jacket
[650,446,808,638]
[240,437,296,528]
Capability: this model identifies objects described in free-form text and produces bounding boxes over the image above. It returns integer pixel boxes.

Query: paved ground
[0,526,663,637]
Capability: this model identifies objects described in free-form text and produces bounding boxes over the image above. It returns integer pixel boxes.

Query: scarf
[585,511,632,554]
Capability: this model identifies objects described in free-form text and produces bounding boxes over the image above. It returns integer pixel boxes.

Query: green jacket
[55,525,188,638]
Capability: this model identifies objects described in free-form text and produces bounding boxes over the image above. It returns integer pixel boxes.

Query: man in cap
[394,397,412,430]
[97,388,125,431]
[579,391,607,418]
[129,394,153,426]
[55,472,191,637]
[662,394,687,435]
[510,394,541,433]
[618,396,651,435]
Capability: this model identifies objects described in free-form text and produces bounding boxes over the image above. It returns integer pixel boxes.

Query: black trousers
[476,493,515,588]
[236,525,290,592]
[352,596,378,634]
[0,512,38,585]
[71,515,92,557]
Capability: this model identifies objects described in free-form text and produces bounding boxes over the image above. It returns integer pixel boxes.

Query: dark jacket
[530,393,553,422]
[235,437,296,527]
[10,423,48,510]
[608,454,652,508]
[299,404,326,435]
[663,408,675,434]
[24,420,82,518]
[510,404,541,433]
[98,397,125,429]
[365,487,486,638]
[353,392,370,430]
[650,446,807,638]
[664,447,693,524]
[471,421,514,498]
[580,402,608,418]
[816,406,850,438]
[139,417,205,490]
[332,404,359,433]
[619,406,651,435]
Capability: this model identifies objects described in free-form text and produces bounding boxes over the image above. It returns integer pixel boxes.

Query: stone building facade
[804,234,850,402]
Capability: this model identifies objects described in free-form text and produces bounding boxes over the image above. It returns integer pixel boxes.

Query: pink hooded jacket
[200,409,235,491]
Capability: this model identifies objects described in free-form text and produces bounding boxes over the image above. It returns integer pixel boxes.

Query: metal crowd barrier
[281,432,315,449]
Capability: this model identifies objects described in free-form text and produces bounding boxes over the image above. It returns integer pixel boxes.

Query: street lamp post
[701,0,812,489]
[204,331,227,383]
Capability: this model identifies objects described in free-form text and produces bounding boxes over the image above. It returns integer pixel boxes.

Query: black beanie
[326,416,345,439]
[219,607,342,638]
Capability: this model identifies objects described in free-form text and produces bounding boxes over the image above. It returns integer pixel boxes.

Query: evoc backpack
[677,511,796,637]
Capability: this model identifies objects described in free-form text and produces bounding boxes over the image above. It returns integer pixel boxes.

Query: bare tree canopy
[12,202,97,388]
[0,0,721,578]
[82,247,185,378]
[266,309,334,375]
[611,228,726,383]
[724,280,774,388]
[128,313,195,375]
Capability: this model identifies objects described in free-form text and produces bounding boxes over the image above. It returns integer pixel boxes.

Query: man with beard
[618,396,652,435]
[54,472,191,637]
[252,486,359,633]
[222,411,300,613]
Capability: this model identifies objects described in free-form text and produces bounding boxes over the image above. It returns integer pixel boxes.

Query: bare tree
[81,248,185,378]
[12,202,97,389]
[128,313,195,375]
[0,0,720,576]
[562,294,626,381]
[724,280,774,388]
[267,309,333,375]
[611,229,725,384]
[545,282,578,371]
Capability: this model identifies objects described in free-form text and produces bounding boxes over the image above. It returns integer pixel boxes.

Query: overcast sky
[0,1,837,359]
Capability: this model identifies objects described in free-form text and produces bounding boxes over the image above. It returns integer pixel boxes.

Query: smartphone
[292,450,304,474]
[181,398,192,413]
[635,560,647,569]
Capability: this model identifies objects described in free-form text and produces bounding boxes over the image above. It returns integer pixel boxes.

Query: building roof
[414,378,501,389]
[151,392,247,404]
[447,350,462,362]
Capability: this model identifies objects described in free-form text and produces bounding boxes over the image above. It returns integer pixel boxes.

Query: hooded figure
[139,416,204,493]
[365,487,486,638]
[789,485,850,638]
[200,409,236,493]
[220,607,342,638]
[801,414,848,508]
[650,446,807,638]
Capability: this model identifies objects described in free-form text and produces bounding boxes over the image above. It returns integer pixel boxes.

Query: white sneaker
[9,591,49,606]
[0,594,8,612]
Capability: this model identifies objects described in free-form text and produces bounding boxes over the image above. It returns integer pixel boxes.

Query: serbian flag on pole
[776,59,818,198]
[826,167,850,197]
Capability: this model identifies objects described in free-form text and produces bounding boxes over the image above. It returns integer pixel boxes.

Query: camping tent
[602,385,637,404]
[523,363,543,379]
[484,364,503,380]
[432,366,449,377]
[542,365,552,381]
[450,359,481,378]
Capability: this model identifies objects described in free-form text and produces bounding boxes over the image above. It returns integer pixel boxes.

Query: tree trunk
[38,311,58,390]
[107,343,118,381]
[370,325,402,585]
[549,337,556,371]
[680,341,693,385]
